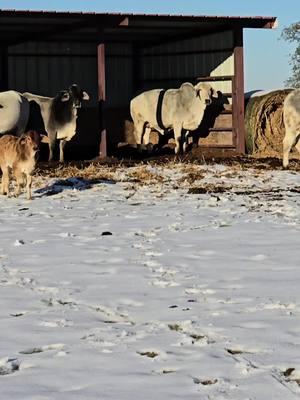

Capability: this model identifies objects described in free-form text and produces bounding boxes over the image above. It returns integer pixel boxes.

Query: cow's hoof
[146,143,154,153]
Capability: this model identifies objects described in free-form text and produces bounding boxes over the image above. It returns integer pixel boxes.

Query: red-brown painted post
[233,27,245,154]
[97,41,107,158]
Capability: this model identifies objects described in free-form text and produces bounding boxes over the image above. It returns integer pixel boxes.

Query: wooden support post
[233,27,245,153]
[0,46,8,91]
[97,41,107,158]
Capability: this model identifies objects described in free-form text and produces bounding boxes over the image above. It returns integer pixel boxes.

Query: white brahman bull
[130,82,218,154]
[0,91,29,136]
[283,88,300,168]
[23,84,89,162]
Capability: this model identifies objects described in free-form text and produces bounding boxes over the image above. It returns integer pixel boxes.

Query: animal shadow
[35,177,116,197]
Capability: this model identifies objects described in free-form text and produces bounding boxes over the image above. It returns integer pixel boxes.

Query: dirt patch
[188,185,230,194]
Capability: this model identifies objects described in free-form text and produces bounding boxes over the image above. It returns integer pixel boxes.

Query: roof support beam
[97,37,107,158]
[7,15,129,46]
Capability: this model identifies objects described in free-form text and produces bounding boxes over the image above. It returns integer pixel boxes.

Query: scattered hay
[137,351,159,358]
[188,185,231,194]
[27,156,300,193]
[35,162,116,182]
[126,166,165,185]
[193,377,218,385]
[168,324,183,332]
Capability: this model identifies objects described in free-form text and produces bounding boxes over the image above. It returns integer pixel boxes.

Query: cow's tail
[156,89,167,130]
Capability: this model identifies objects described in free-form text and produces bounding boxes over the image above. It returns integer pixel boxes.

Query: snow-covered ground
[1,162,300,399]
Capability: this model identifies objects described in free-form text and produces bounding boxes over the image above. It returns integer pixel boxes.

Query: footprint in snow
[14,239,25,246]
[143,260,162,268]
[0,357,20,375]
[19,343,65,354]
[144,251,163,257]
[150,279,179,288]
[56,232,76,238]
[39,319,74,328]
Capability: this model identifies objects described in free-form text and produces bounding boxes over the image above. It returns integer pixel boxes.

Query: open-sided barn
[0,9,277,159]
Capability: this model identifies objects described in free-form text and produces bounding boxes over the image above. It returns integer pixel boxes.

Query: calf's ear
[61,92,70,102]
[41,135,50,144]
[82,91,90,101]
[28,130,38,141]
[18,135,27,145]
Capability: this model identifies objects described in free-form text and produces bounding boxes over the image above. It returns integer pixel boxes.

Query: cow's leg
[48,132,56,162]
[143,126,151,145]
[143,126,154,152]
[14,169,24,197]
[173,124,183,154]
[293,131,300,157]
[1,167,9,196]
[183,130,190,153]
[283,128,296,168]
[25,174,32,200]
[48,140,55,162]
[133,121,145,146]
[59,139,67,163]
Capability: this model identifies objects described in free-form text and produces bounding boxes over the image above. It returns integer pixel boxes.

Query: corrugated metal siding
[140,30,234,95]
[8,41,134,108]
[8,41,98,105]
[8,32,233,105]
[105,43,133,108]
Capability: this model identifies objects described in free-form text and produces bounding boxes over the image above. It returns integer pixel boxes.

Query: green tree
[282,22,300,88]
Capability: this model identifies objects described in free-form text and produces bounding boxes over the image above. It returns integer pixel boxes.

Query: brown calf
[0,131,49,200]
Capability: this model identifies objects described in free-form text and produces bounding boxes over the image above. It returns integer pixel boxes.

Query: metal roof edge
[0,8,277,25]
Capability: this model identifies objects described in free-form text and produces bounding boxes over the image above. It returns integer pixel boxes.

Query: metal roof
[0,9,277,23]
[0,9,277,45]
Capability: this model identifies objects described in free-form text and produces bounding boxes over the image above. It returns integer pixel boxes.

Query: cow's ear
[61,92,70,102]
[41,135,50,144]
[211,88,219,98]
[82,91,90,101]
[180,82,196,103]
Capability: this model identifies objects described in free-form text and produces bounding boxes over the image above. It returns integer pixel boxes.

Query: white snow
[0,162,300,399]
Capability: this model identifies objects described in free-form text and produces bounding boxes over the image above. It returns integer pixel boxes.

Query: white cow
[130,82,218,154]
[283,89,300,168]
[0,91,29,135]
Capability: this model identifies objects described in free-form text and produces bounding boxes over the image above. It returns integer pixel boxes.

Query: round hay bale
[245,89,295,158]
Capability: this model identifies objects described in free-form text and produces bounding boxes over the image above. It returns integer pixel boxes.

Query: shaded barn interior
[0,10,277,159]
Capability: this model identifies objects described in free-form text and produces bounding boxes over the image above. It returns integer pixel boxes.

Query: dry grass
[35,162,116,181]
[28,155,300,191]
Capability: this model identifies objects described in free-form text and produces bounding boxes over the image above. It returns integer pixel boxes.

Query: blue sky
[0,0,298,90]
